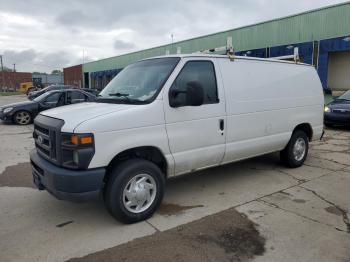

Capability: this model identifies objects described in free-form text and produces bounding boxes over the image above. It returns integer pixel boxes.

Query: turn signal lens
[70,134,93,145]
[80,136,93,144]
[71,135,78,145]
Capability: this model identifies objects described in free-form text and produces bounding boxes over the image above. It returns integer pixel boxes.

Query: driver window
[67,91,87,104]
[170,61,218,106]
[44,92,63,106]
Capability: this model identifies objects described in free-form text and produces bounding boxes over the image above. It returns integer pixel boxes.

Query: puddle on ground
[158,203,204,216]
[68,208,266,262]
[325,206,343,216]
[0,162,34,188]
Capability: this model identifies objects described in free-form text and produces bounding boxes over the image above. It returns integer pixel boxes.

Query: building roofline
[83,1,350,66]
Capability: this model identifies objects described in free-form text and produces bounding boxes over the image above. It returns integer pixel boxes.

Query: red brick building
[0,71,32,90]
[63,64,82,88]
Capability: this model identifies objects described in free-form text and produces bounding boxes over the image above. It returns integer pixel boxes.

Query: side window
[44,92,62,105]
[169,61,218,106]
[67,91,87,104]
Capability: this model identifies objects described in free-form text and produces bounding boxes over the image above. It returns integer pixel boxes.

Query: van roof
[144,53,312,67]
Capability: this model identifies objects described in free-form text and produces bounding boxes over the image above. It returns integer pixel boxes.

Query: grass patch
[0,92,22,96]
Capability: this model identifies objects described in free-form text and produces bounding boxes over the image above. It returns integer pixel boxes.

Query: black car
[81,88,100,96]
[0,89,96,125]
[27,85,76,100]
[324,90,350,127]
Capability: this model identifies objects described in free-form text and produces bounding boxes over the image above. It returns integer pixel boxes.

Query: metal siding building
[81,2,350,91]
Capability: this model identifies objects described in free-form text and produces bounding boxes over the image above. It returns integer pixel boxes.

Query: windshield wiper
[108,92,130,97]
[96,93,146,104]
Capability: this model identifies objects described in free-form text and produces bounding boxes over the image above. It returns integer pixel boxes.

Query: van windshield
[98,57,180,104]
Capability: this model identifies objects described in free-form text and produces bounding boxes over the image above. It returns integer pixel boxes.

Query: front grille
[333,109,350,114]
[33,115,64,166]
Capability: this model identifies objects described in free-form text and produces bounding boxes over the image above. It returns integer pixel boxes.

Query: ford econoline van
[30,54,324,223]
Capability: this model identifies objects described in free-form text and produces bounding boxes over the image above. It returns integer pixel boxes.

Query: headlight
[324,106,331,113]
[3,107,13,114]
[61,133,95,169]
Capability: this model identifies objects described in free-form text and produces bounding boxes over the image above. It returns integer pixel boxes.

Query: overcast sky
[0,0,347,73]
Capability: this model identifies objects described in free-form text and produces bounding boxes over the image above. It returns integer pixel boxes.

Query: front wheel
[13,111,32,125]
[104,159,165,223]
[280,130,309,168]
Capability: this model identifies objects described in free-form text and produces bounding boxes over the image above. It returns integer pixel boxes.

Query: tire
[104,159,165,224]
[13,111,32,125]
[325,123,333,128]
[26,87,34,95]
[280,130,309,168]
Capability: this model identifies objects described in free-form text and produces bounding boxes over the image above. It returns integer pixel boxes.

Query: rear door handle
[219,119,224,131]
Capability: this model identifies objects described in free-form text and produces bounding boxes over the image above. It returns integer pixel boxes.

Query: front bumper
[30,150,105,202]
[324,113,350,126]
[0,111,13,122]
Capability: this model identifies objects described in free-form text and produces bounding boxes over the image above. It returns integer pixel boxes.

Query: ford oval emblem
[38,135,43,144]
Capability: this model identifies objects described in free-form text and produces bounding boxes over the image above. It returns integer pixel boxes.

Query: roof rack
[272,47,300,63]
[194,36,236,60]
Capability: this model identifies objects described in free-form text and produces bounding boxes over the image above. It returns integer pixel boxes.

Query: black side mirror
[186,81,204,106]
[169,81,204,107]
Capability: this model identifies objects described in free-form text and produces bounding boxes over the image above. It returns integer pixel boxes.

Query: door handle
[219,119,224,131]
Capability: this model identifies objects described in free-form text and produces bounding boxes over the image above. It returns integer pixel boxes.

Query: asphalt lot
[0,95,349,262]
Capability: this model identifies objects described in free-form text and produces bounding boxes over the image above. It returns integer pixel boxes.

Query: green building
[78,2,350,92]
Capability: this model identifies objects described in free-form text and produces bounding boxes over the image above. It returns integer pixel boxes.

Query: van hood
[40,102,137,131]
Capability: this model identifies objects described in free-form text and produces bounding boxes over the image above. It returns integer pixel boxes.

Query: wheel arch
[292,123,313,141]
[104,146,168,184]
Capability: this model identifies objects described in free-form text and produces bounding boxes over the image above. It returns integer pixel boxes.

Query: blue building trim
[270,42,314,65]
[235,48,267,58]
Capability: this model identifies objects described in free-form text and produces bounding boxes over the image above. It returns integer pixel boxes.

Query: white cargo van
[30,54,324,223]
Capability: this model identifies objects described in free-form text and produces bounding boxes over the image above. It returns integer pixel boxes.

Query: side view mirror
[169,81,204,107]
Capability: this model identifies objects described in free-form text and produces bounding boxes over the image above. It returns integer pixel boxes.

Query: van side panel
[218,58,324,164]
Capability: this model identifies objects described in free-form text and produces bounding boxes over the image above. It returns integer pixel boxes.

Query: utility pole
[13,63,16,91]
[0,55,4,91]
[171,34,174,54]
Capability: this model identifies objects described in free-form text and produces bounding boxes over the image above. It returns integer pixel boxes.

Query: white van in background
[30,54,324,223]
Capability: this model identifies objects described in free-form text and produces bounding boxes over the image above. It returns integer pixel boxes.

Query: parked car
[27,85,76,100]
[0,89,95,125]
[81,88,100,96]
[30,54,324,223]
[324,90,350,127]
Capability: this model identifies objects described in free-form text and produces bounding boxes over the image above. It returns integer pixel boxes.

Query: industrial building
[32,73,63,86]
[0,71,32,91]
[63,64,83,88]
[65,2,350,94]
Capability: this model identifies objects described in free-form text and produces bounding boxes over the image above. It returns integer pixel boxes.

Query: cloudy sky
[0,0,347,72]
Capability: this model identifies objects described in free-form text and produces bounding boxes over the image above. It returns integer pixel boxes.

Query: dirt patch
[68,208,265,262]
[158,203,204,216]
[0,162,34,188]
[325,206,343,216]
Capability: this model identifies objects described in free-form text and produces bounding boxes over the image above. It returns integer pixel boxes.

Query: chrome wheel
[293,137,306,161]
[122,174,157,214]
[15,111,31,125]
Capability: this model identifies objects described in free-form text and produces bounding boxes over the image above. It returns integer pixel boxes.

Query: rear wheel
[104,159,165,223]
[13,111,32,125]
[280,130,309,168]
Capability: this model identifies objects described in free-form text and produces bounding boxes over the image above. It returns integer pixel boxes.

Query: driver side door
[163,58,226,176]
[39,92,64,112]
